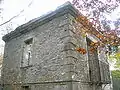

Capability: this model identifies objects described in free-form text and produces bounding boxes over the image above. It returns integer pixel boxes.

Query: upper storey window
[22,38,33,67]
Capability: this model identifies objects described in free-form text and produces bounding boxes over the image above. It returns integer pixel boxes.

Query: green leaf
[111,70,120,78]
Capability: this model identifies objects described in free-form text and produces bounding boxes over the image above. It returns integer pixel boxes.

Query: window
[21,86,30,90]
[21,38,33,67]
[86,37,101,82]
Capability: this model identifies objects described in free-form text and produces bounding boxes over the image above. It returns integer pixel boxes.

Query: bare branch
[0,10,24,27]
[0,0,34,27]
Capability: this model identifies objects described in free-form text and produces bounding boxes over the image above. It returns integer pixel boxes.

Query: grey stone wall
[2,12,91,90]
[2,13,75,90]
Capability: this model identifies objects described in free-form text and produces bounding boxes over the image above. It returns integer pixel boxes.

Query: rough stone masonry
[1,2,111,90]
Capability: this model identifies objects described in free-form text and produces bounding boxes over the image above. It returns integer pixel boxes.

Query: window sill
[20,65,33,69]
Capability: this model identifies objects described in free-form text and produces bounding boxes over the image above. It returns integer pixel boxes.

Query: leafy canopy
[111,70,120,78]
[72,0,120,53]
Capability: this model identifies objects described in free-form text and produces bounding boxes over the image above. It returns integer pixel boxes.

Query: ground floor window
[21,86,30,90]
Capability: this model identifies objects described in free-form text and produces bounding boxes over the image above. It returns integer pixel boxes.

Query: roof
[2,1,79,42]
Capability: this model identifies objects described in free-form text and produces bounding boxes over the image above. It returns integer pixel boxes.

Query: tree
[72,0,120,70]
[72,0,120,36]
[72,0,120,24]
[111,70,120,90]
[112,70,120,78]
[72,0,120,50]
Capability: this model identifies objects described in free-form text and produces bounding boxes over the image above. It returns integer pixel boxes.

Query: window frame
[21,38,33,68]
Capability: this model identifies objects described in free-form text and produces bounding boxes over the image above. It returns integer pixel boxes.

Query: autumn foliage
[72,4,120,55]
[76,47,87,54]
[75,14,120,54]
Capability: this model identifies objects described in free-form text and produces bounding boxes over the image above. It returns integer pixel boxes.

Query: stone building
[1,2,111,90]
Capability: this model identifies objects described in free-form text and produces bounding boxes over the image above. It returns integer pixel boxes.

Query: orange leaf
[76,47,87,54]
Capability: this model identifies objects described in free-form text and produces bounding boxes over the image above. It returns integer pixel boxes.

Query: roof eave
[2,2,78,42]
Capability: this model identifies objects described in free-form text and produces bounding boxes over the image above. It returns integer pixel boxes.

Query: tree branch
[0,0,34,27]
[0,10,24,27]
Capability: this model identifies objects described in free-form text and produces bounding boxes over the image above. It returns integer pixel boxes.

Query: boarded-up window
[86,37,101,82]
[99,61,110,83]
[87,37,111,84]
[98,46,111,83]
[21,38,33,67]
